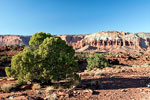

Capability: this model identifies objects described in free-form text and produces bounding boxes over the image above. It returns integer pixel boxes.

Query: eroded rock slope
[1,31,150,54]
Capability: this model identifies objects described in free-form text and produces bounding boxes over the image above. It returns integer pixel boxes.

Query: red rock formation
[1,31,150,54]
[58,31,150,54]
[0,35,30,46]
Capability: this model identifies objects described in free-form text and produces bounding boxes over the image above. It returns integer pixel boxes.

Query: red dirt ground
[0,66,150,100]
[0,46,150,100]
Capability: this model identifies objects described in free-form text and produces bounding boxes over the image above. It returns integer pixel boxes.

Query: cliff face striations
[71,31,150,49]
[0,35,31,46]
[57,31,150,54]
[1,31,150,54]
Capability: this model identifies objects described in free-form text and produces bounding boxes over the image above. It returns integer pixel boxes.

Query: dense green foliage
[5,32,79,84]
[29,32,52,48]
[86,53,110,70]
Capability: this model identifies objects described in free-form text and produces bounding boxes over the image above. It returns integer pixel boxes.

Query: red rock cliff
[1,31,150,54]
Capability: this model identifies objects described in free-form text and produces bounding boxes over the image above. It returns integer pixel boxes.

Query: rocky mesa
[58,31,150,54]
[0,35,31,46]
[1,31,150,54]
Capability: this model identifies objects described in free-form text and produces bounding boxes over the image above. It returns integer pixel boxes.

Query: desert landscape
[0,31,150,100]
[0,0,150,100]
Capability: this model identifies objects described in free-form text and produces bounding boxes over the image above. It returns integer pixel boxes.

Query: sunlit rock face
[57,31,150,54]
[1,31,150,54]
[0,35,31,46]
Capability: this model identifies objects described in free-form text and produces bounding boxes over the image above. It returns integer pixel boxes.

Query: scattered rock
[20,84,32,90]
[121,89,127,92]
[57,91,69,97]
[36,90,42,94]
[45,86,55,94]
[89,73,94,76]
[7,96,14,99]
[7,77,15,81]
[12,96,27,100]
[27,81,32,85]
[139,88,144,92]
[32,83,41,91]
[95,72,105,76]
[72,90,79,96]
[84,70,89,72]
[44,93,57,100]
[83,89,93,94]
[121,69,126,72]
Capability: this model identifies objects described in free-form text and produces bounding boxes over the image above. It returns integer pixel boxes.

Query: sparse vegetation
[75,52,89,60]
[5,32,80,85]
[115,66,121,69]
[0,55,8,62]
[0,84,18,92]
[86,53,110,70]
[9,44,19,50]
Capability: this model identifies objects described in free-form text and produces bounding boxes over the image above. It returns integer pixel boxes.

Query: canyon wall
[1,31,150,54]
[0,35,31,46]
[57,31,150,54]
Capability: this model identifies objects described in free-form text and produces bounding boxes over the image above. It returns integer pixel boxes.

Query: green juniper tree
[5,32,80,84]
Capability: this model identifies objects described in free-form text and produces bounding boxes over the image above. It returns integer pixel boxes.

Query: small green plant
[115,66,121,69]
[0,55,8,61]
[128,65,132,67]
[86,54,110,70]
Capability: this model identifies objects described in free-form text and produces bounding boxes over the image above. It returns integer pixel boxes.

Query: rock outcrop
[0,35,31,46]
[1,31,150,54]
[71,31,150,50]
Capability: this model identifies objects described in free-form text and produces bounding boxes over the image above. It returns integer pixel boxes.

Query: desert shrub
[115,66,121,69]
[0,55,8,61]
[86,54,110,70]
[75,52,89,60]
[0,84,17,92]
[5,32,80,84]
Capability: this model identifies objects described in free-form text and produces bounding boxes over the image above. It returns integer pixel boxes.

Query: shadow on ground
[0,70,6,77]
[79,76,149,90]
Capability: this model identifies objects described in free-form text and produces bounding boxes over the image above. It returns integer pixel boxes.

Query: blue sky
[0,0,150,35]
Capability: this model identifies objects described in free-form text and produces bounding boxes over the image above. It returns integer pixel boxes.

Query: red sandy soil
[0,66,150,100]
[0,46,150,100]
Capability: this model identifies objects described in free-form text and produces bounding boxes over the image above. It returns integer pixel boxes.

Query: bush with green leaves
[5,32,80,84]
[0,55,8,61]
[86,53,110,70]
[75,52,89,60]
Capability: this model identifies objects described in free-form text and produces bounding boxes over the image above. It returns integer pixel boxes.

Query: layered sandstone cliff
[0,35,31,46]
[57,31,150,54]
[1,31,150,54]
